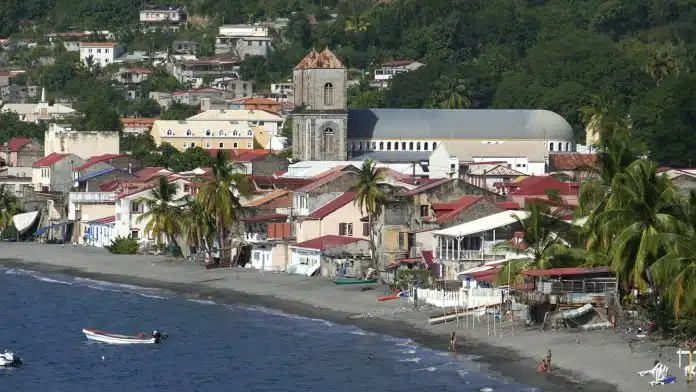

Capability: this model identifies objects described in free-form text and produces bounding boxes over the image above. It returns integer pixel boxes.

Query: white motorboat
[0,350,23,367]
[82,329,168,345]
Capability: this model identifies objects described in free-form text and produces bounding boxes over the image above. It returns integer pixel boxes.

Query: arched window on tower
[416,142,421,151]
[379,141,384,150]
[387,142,392,151]
[432,142,437,150]
[402,142,406,150]
[409,142,414,150]
[424,142,429,150]
[323,128,335,157]
[324,83,334,106]
[549,142,554,151]
[394,142,399,151]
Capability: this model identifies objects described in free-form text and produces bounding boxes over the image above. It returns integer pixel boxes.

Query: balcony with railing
[69,192,116,203]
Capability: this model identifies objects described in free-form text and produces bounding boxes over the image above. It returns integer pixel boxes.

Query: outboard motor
[152,330,167,344]
[152,330,162,344]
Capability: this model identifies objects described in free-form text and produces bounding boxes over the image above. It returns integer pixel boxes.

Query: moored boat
[334,278,377,285]
[0,350,23,367]
[82,329,168,345]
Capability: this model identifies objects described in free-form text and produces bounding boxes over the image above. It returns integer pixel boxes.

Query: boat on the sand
[82,329,168,344]
[0,350,23,367]
[334,278,377,285]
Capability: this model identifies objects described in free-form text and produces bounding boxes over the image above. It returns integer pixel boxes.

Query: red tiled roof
[90,215,115,224]
[549,154,598,171]
[33,153,69,167]
[397,178,451,196]
[523,197,577,210]
[121,117,158,126]
[6,137,33,152]
[239,96,279,105]
[74,154,124,171]
[134,167,171,180]
[244,189,289,207]
[293,235,364,251]
[495,201,521,210]
[295,170,351,193]
[240,213,287,222]
[125,67,153,74]
[308,192,357,219]
[431,195,486,224]
[294,48,344,70]
[522,267,612,277]
[508,176,579,196]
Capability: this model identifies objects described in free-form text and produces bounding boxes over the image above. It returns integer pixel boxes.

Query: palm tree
[579,93,631,148]
[496,203,585,285]
[353,159,385,271]
[182,197,215,261]
[429,75,471,109]
[650,190,696,317]
[196,151,250,261]
[591,160,680,290]
[136,176,183,247]
[0,184,19,232]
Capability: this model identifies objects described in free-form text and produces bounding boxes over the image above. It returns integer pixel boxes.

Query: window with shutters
[339,223,353,236]
[362,222,369,236]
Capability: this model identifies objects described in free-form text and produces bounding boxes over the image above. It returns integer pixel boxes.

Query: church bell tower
[292,48,348,161]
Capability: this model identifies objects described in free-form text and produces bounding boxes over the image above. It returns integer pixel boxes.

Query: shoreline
[0,243,659,392]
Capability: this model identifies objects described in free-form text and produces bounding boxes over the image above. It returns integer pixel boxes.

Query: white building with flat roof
[79,42,123,67]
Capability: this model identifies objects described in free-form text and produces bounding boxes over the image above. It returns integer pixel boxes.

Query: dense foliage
[105,236,139,254]
[3,0,696,162]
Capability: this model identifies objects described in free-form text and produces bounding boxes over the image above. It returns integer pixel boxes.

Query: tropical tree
[196,151,250,260]
[496,203,585,285]
[579,93,631,149]
[590,160,680,290]
[135,176,183,247]
[344,14,370,33]
[182,197,215,261]
[429,75,471,109]
[0,184,19,232]
[352,160,385,271]
[650,190,696,317]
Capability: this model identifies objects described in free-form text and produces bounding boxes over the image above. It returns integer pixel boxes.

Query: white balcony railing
[69,192,116,203]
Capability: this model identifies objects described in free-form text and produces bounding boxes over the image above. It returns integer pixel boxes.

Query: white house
[186,109,284,136]
[114,176,192,243]
[45,123,120,159]
[79,42,123,67]
[373,60,425,88]
[139,7,187,26]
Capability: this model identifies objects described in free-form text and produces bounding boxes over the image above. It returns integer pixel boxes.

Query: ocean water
[0,266,539,392]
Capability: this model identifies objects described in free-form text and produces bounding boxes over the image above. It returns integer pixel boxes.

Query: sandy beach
[0,243,688,391]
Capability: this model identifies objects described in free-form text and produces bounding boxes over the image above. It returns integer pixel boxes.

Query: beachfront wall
[413,287,505,309]
[288,247,322,275]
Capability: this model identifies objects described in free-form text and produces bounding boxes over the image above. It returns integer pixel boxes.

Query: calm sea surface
[0,266,539,392]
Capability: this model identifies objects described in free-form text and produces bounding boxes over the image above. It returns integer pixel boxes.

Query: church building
[292,49,576,169]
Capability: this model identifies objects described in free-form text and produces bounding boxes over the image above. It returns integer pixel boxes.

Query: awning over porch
[433,210,529,238]
[386,257,422,269]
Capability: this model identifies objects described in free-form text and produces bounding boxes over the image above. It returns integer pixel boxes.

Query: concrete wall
[250,154,290,176]
[45,127,120,159]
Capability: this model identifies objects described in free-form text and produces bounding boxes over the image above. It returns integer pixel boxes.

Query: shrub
[106,236,139,254]
[389,268,434,291]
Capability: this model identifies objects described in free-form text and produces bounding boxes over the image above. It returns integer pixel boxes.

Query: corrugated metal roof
[292,235,365,251]
[76,167,118,182]
[522,267,612,277]
[33,153,69,167]
[434,210,529,237]
[307,192,357,219]
[347,109,573,140]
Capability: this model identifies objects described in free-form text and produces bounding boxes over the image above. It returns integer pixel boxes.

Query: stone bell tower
[292,48,348,161]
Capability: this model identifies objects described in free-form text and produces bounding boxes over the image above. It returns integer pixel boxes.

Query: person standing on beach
[546,350,552,370]
[449,332,457,351]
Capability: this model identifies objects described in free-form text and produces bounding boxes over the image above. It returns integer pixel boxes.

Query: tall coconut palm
[429,75,471,109]
[353,159,385,271]
[196,151,250,260]
[579,93,631,147]
[0,184,19,231]
[591,160,680,290]
[496,203,585,285]
[650,190,696,316]
[136,176,183,247]
[183,197,215,260]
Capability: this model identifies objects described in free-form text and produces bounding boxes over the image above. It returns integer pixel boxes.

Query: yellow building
[150,120,258,151]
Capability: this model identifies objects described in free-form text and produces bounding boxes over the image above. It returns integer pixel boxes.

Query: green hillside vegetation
[1,0,695,165]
